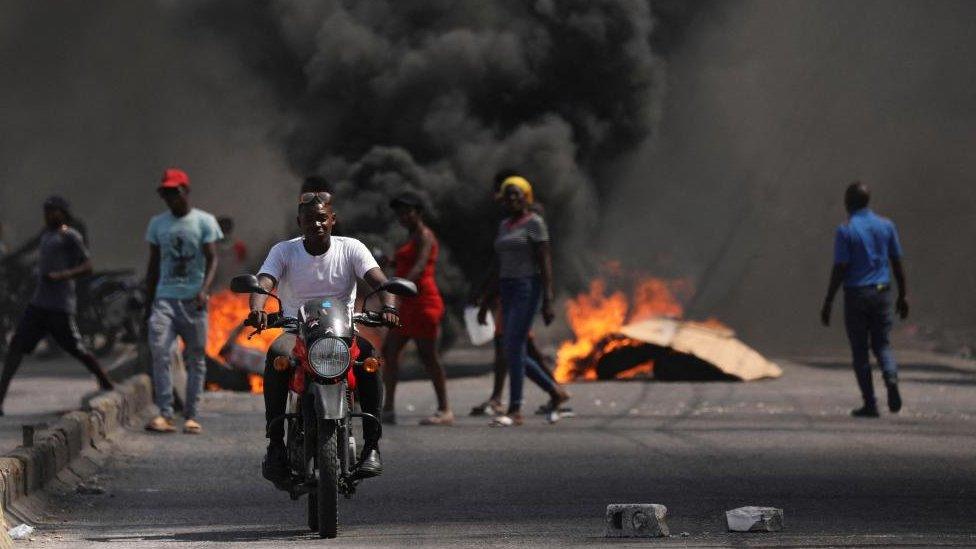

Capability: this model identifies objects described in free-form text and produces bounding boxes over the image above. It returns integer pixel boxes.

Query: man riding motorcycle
[249,178,399,485]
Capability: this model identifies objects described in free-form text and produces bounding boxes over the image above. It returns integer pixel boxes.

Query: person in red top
[381,192,453,425]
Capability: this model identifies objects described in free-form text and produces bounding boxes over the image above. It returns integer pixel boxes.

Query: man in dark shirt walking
[821,182,909,418]
[0,196,114,415]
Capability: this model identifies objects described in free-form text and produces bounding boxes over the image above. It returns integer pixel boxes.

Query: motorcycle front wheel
[304,407,319,532]
[317,419,340,539]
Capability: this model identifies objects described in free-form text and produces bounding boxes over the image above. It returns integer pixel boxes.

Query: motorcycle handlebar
[243,310,395,332]
[353,310,395,328]
[243,312,291,331]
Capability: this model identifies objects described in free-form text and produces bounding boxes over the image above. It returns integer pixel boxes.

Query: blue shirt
[146,208,222,300]
[833,208,903,288]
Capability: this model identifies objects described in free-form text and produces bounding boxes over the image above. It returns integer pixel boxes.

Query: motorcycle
[230,273,417,539]
[77,269,146,356]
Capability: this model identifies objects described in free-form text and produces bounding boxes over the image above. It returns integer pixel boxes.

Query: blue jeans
[148,298,208,419]
[843,285,898,405]
[500,276,556,411]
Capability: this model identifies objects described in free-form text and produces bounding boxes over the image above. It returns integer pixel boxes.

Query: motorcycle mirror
[380,277,419,297]
[230,274,267,295]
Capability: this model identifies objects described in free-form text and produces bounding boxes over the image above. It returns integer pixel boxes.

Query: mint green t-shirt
[146,208,223,300]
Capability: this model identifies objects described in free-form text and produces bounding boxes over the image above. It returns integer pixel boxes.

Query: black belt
[846,283,889,292]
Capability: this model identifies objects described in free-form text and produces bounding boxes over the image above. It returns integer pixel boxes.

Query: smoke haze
[0,2,294,268]
[3,1,975,355]
[186,0,669,294]
[605,0,976,352]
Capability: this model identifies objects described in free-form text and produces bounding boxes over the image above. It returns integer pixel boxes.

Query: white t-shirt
[258,236,380,319]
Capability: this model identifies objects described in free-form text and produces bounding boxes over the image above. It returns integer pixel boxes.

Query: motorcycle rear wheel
[317,419,339,538]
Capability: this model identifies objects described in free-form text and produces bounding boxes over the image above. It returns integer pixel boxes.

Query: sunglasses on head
[299,192,332,205]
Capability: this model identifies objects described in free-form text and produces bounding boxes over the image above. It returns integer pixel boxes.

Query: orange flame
[248,373,265,394]
[205,290,280,393]
[614,361,655,380]
[555,274,690,383]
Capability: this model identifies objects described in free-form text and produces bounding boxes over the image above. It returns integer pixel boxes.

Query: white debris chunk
[605,504,669,538]
[8,524,35,540]
[726,506,784,532]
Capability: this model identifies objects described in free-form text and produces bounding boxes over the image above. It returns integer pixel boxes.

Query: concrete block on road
[605,504,669,538]
[726,506,784,532]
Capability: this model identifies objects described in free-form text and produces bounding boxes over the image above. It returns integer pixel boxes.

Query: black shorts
[9,305,88,356]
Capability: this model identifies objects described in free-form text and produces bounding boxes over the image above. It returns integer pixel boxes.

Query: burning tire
[317,419,339,539]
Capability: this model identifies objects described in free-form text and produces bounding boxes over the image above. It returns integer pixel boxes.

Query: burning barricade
[555,275,780,383]
[204,289,279,393]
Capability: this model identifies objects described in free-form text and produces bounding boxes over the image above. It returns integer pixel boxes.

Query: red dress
[393,235,445,340]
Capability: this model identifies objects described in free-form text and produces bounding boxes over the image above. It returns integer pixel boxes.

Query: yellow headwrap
[498,176,534,204]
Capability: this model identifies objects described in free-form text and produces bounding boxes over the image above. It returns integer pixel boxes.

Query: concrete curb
[0,373,153,534]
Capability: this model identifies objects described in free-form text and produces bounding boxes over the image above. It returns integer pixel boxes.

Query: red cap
[159,168,190,189]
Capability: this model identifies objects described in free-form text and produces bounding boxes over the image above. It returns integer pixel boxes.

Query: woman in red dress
[382,192,453,425]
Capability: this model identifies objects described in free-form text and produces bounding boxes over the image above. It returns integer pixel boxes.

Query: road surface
[21,350,976,548]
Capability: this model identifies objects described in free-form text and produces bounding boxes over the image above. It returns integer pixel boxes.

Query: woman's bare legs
[416,338,450,412]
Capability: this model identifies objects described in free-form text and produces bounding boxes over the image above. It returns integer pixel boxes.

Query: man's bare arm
[145,245,161,307]
[820,263,847,326]
[246,274,277,329]
[363,267,400,326]
[363,267,395,309]
[49,258,93,281]
[891,258,909,319]
[198,242,218,306]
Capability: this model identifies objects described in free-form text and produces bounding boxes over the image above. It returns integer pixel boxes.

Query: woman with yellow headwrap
[477,173,570,426]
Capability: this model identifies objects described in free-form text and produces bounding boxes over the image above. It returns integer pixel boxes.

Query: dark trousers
[0,305,112,406]
[264,333,382,446]
[843,286,898,405]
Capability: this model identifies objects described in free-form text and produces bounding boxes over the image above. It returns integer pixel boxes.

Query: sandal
[183,419,203,434]
[470,400,505,417]
[145,416,176,433]
[419,410,455,426]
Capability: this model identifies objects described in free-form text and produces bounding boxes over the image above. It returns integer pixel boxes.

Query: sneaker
[851,405,880,418]
[419,410,455,426]
[183,419,203,434]
[489,413,523,427]
[546,409,561,424]
[145,416,176,433]
[886,382,902,413]
[470,400,505,417]
[262,442,289,483]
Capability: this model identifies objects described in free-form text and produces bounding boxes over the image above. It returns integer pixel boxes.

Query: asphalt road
[24,350,976,548]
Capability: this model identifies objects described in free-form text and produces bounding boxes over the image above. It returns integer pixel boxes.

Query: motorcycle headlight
[306,337,351,378]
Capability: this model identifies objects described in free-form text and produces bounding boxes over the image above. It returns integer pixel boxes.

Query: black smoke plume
[186,0,669,298]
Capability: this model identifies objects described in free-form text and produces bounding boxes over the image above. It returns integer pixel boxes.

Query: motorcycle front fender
[310,380,347,420]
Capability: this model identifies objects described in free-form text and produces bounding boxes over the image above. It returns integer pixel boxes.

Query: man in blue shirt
[821,182,909,418]
[144,168,222,434]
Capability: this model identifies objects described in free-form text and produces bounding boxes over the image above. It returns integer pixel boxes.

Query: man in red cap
[144,168,222,434]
